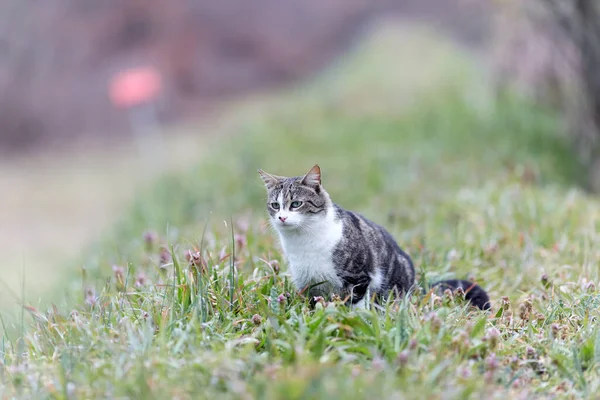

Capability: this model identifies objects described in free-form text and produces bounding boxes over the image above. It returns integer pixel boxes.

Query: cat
[258,164,491,310]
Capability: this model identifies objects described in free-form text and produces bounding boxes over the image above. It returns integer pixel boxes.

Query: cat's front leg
[351,287,371,310]
[342,280,370,309]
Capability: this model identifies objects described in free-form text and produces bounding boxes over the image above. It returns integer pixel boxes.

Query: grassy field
[2,22,600,399]
[0,117,218,316]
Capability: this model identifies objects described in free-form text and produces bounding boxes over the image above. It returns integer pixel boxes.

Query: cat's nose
[279,216,287,222]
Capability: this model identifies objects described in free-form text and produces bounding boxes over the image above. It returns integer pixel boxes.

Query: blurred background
[0,0,492,153]
[1,0,599,311]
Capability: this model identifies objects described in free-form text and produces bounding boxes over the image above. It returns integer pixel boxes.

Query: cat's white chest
[276,210,343,292]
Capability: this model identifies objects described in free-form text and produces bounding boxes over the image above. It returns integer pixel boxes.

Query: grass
[0,119,209,314]
[2,22,600,399]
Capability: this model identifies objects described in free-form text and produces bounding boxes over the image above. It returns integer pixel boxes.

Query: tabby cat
[258,165,490,310]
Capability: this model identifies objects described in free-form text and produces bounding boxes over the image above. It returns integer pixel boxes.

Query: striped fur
[258,165,490,310]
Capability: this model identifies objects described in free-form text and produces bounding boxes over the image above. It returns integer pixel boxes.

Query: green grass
[2,23,600,399]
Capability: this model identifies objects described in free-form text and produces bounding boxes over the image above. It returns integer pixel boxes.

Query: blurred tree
[491,0,600,191]
[545,0,600,190]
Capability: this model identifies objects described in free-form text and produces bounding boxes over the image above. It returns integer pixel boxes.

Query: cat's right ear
[258,169,282,190]
[301,164,321,187]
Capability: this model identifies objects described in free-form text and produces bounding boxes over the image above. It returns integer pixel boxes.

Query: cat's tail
[430,279,491,310]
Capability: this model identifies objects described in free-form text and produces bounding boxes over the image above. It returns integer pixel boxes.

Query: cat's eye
[270,202,280,210]
[290,201,303,209]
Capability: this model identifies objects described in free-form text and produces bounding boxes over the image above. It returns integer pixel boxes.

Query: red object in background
[109,66,162,109]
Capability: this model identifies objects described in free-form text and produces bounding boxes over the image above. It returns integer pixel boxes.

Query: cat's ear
[301,164,321,187]
[258,169,283,189]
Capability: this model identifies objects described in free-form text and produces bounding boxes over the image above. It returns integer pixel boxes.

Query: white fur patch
[369,269,383,292]
[353,297,367,309]
[275,205,343,293]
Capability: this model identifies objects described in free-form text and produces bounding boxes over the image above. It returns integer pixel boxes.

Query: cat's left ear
[258,169,283,189]
[301,164,321,187]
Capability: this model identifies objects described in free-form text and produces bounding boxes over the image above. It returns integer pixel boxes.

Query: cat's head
[258,164,330,231]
